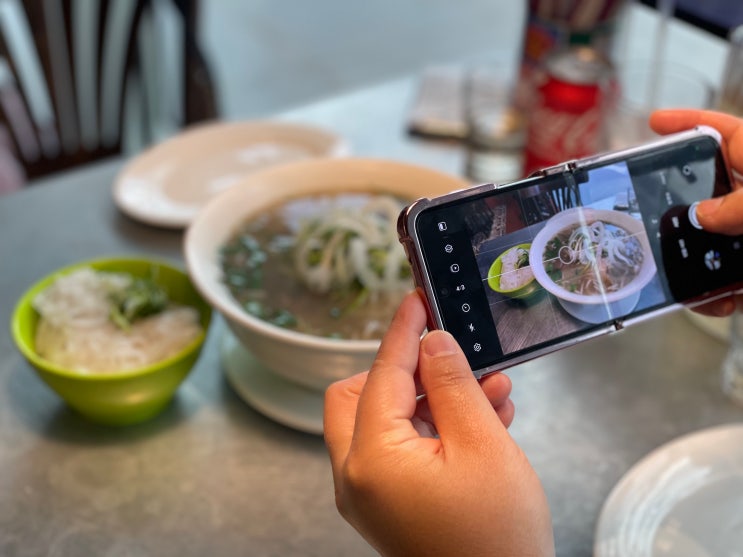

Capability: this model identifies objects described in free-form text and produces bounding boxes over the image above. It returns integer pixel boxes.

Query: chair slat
[0,0,217,182]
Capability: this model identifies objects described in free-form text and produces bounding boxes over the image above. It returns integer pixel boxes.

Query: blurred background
[0,0,741,191]
[199,1,525,119]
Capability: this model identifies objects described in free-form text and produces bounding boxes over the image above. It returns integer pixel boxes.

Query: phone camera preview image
[415,161,669,370]
[470,161,667,360]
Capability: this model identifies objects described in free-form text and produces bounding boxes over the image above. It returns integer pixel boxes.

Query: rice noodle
[547,220,644,296]
[33,268,130,329]
[499,247,534,291]
[33,268,202,373]
[293,195,409,295]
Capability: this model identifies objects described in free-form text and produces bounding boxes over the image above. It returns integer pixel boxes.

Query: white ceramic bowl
[184,157,469,391]
[529,208,657,322]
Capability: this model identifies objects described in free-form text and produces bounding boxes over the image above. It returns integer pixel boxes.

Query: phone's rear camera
[681,164,697,183]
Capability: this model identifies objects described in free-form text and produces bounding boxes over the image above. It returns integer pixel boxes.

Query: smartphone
[398,126,743,378]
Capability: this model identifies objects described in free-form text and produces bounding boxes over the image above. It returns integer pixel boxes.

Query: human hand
[650,109,743,316]
[324,291,554,557]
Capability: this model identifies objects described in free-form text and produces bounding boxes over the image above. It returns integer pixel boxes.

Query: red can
[523,46,614,176]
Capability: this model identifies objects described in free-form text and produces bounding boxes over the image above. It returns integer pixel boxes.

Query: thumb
[696,189,743,235]
[418,331,505,443]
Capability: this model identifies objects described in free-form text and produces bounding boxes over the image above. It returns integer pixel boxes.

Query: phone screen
[413,134,743,371]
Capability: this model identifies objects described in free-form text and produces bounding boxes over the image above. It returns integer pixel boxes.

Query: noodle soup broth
[220,192,411,340]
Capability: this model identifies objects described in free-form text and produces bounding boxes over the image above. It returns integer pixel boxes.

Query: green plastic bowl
[487,243,540,298]
[11,257,212,426]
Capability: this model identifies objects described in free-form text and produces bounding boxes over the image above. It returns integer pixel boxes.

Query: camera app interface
[416,136,741,371]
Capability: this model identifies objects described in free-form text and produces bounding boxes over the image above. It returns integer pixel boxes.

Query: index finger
[324,371,368,482]
[649,109,743,177]
[650,109,743,234]
[352,290,428,443]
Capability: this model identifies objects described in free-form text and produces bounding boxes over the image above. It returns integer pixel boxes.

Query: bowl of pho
[11,257,212,425]
[529,208,657,322]
[184,157,469,391]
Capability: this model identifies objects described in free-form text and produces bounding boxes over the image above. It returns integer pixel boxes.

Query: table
[2,21,741,557]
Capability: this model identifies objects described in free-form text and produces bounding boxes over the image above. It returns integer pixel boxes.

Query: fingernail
[696,197,723,220]
[422,331,460,357]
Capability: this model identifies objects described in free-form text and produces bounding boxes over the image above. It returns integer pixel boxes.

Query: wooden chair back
[0,0,217,181]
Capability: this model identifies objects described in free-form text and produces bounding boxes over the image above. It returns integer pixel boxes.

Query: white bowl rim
[529,207,657,305]
[184,156,470,352]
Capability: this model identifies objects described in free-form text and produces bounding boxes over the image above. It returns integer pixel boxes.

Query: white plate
[594,423,743,557]
[113,120,349,228]
[220,328,324,435]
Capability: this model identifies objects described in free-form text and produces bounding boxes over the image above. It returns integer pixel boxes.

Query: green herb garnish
[109,277,169,330]
[516,248,530,269]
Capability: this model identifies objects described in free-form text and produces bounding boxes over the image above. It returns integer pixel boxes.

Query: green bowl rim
[10,256,212,382]
[487,243,536,294]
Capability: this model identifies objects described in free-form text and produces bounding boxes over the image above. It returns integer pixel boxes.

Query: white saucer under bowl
[594,423,743,557]
[557,290,641,324]
[220,329,324,435]
[113,120,348,228]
